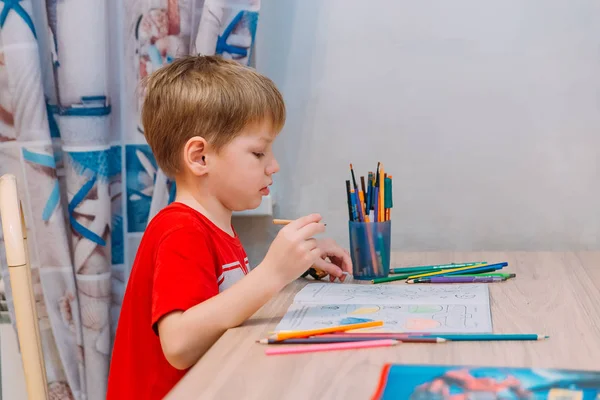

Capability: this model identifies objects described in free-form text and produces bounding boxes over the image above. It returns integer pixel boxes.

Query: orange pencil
[267,320,384,341]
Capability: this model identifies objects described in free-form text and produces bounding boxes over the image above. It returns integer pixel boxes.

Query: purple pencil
[407,276,509,284]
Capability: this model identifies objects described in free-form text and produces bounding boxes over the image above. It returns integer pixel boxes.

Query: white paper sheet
[275,283,492,333]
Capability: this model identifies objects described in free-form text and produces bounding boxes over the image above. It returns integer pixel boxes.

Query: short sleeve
[151,227,219,334]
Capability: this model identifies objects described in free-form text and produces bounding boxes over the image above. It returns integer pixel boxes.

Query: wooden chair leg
[0,174,49,400]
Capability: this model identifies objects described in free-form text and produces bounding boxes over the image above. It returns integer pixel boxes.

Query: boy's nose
[266,158,280,175]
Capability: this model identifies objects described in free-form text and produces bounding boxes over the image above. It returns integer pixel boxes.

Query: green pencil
[372,270,514,285]
[412,273,516,282]
[371,270,485,284]
[390,262,486,275]
[372,274,411,284]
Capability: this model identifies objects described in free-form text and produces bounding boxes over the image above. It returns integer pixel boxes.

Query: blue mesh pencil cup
[349,220,391,280]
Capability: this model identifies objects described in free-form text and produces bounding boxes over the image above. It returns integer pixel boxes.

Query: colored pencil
[443,265,502,276]
[349,163,359,191]
[390,262,486,275]
[264,339,399,356]
[406,263,488,279]
[350,188,358,221]
[345,180,353,220]
[384,175,392,221]
[371,264,508,284]
[259,337,445,344]
[407,262,507,280]
[371,274,415,284]
[369,172,375,214]
[365,172,373,214]
[373,187,379,222]
[353,189,363,222]
[272,219,327,226]
[268,320,384,341]
[411,334,549,341]
[408,276,510,284]
[358,190,368,222]
[374,162,380,220]
[379,164,385,222]
[317,333,429,338]
[433,262,508,277]
[456,273,516,279]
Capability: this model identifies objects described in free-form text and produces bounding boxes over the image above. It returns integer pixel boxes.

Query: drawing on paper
[292,283,487,305]
[275,303,489,333]
[275,283,492,333]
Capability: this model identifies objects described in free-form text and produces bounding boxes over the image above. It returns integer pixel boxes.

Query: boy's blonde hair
[140,55,286,177]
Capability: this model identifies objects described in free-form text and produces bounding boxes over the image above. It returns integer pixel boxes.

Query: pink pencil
[264,339,399,356]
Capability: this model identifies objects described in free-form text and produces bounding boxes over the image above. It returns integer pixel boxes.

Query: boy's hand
[263,214,326,284]
[313,239,353,282]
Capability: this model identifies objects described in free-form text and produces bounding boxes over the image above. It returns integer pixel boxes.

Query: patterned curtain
[0,1,260,398]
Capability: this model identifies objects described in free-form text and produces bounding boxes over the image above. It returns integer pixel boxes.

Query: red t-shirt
[107,202,249,400]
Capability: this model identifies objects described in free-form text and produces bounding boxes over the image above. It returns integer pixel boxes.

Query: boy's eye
[253,152,265,158]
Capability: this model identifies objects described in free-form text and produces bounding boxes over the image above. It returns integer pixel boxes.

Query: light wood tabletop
[166,252,600,400]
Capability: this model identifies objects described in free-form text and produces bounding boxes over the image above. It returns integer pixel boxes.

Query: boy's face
[208,121,280,212]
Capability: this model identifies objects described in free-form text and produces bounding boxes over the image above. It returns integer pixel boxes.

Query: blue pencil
[365,172,372,214]
[412,334,549,341]
[442,262,508,276]
[350,189,358,221]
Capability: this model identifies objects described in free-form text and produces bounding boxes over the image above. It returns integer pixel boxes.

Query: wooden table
[166,252,600,399]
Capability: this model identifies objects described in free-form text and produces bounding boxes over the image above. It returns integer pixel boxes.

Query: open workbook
[274,282,493,333]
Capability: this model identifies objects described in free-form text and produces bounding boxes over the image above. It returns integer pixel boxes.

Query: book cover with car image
[372,364,600,400]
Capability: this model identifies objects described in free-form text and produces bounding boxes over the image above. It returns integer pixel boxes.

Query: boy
[106,55,352,400]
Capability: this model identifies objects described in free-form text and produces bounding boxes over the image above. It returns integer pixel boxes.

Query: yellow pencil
[268,320,384,341]
[407,263,487,279]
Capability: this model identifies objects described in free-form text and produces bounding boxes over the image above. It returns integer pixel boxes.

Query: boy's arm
[157,265,284,370]
[155,214,325,370]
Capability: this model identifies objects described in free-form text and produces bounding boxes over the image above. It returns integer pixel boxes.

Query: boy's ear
[183,136,209,176]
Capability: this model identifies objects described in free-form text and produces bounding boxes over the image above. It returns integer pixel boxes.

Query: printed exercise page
[292,283,490,306]
[275,283,493,333]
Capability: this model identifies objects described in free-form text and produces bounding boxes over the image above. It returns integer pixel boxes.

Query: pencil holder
[348,220,391,280]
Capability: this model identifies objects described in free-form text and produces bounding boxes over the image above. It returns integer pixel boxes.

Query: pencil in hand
[273,219,327,226]
[272,219,293,225]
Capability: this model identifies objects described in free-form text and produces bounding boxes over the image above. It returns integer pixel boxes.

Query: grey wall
[234,0,600,266]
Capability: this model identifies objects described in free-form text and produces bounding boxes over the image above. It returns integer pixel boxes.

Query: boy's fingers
[296,221,326,240]
[339,251,353,274]
[322,246,353,274]
[285,213,322,231]
[302,238,318,251]
[309,247,323,264]
[313,258,343,278]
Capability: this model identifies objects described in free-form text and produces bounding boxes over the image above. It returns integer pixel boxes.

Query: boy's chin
[231,197,263,212]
